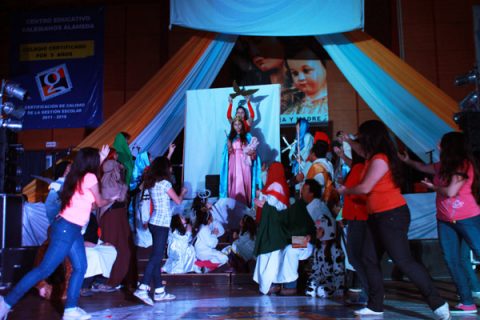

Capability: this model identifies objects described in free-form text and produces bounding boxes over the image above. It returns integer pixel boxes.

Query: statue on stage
[220,116,262,208]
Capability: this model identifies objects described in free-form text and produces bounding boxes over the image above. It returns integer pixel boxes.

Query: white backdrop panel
[184,84,280,198]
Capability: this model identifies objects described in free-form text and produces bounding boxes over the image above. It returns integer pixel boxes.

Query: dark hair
[439,132,480,203]
[193,207,210,231]
[191,196,210,232]
[170,214,187,235]
[60,147,100,212]
[357,120,404,188]
[236,106,249,120]
[228,118,248,145]
[120,131,131,141]
[54,160,72,180]
[311,140,329,159]
[240,215,257,240]
[350,148,364,166]
[143,156,171,189]
[303,179,322,199]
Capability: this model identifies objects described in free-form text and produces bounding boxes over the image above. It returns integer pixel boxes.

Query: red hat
[314,131,330,146]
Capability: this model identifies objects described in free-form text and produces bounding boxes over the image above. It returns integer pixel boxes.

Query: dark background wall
[0,0,476,151]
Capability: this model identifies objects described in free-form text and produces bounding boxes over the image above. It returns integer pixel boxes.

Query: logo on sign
[35,64,73,101]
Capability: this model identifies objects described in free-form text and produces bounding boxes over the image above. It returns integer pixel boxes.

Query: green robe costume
[254,200,316,257]
[112,133,134,187]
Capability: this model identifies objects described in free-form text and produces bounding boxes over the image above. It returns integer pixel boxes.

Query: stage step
[136,245,255,286]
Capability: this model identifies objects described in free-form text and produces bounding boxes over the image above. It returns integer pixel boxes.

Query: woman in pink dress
[220,117,262,207]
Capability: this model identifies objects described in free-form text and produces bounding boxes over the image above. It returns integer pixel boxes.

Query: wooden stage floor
[3,280,480,319]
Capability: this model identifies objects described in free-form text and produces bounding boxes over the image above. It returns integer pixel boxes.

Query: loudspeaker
[458,112,480,154]
[0,247,37,289]
[205,175,220,198]
[0,194,24,249]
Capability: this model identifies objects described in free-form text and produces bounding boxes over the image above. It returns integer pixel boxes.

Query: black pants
[346,219,369,293]
[362,205,444,312]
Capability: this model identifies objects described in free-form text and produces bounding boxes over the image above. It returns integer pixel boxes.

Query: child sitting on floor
[222,212,257,273]
[193,205,228,273]
[162,214,196,274]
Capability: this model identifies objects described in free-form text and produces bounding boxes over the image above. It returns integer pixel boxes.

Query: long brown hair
[228,118,248,145]
[143,156,171,189]
[357,120,404,188]
[60,147,100,212]
[439,132,480,204]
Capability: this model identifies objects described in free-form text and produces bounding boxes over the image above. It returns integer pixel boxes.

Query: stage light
[1,81,28,101]
[459,91,479,111]
[2,102,25,119]
[453,112,463,124]
[455,68,478,87]
[1,119,22,131]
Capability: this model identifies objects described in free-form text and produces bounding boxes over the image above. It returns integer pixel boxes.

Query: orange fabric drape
[345,30,458,129]
[24,31,216,201]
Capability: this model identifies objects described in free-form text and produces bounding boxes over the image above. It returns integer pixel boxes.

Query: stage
[3,280,479,319]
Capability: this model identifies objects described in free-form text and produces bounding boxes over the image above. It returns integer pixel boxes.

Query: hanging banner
[10,8,104,129]
[230,36,329,125]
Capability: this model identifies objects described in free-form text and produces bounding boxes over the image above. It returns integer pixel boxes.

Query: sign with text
[10,8,104,129]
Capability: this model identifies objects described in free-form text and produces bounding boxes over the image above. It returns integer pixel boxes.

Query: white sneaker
[354,307,384,316]
[62,307,91,320]
[316,286,328,298]
[153,289,176,302]
[133,288,154,306]
[305,283,316,297]
[433,302,451,320]
[0,296,11,320]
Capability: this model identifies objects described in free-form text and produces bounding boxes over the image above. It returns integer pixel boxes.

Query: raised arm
[227,96,233,121]
[398,151,435,175]
[246,97,255,122]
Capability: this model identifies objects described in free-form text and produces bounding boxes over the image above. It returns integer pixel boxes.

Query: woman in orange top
[338,120,449,320]
[340,149,369,305]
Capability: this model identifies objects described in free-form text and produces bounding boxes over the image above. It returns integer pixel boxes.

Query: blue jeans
[5,217,87,308]
[438,215,480,305]
[142,224,169,289]
[461,239,480,292]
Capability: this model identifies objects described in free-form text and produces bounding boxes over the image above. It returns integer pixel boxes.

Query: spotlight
[1,80,29,101]
[2,102,25,119]
[1,119,22,132]
[453,112,463,124]
[455,69,478,87]
[459,91,480,111]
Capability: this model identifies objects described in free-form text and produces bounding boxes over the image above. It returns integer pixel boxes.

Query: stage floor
[4,280,480,319]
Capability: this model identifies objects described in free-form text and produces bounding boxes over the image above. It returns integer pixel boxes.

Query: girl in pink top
[400,131,480,314]
[0,146,114,320]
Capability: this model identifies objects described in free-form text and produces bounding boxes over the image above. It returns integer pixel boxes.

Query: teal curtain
[170,0,364,36]
[316,33,454,162]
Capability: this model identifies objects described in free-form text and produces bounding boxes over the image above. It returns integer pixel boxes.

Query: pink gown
[228,139,252,206]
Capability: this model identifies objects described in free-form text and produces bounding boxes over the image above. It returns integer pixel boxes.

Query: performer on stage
[227,95,255,132]
[0,146,114,320]
[290,119,314,196]
[220,117,262,207]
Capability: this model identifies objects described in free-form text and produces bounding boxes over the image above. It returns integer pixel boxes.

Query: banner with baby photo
[184,84,281,198]
[230,37,329,125]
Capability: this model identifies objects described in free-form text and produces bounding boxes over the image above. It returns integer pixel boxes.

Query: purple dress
[228,139,252,206]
